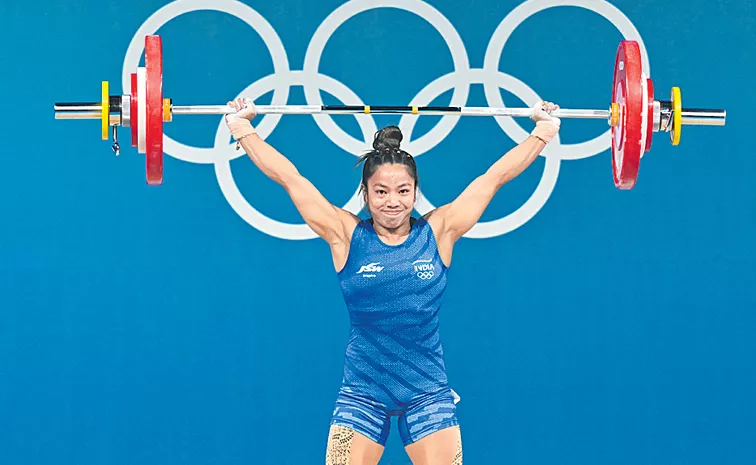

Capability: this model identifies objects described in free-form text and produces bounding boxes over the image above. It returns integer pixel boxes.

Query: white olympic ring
[417,271,435,280]
[123,0,292,165]
[122,0,648,240]
[213,71,371,240]
[406,68,562,237]
[302,0,471,159]
[482,0,648,161]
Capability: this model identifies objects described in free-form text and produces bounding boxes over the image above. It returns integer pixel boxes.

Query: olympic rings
[417,271,435,280]
[123,0,648,240]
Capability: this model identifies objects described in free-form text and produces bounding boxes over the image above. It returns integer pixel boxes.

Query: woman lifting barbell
[224,97,560,465]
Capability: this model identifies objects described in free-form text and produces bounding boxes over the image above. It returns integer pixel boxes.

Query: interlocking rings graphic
[417,271,435,280]
[122,0,648,240]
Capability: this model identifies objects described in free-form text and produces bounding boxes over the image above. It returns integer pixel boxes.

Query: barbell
[53,35,726,188]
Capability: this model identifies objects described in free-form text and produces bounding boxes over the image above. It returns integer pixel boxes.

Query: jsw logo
[357,263,384,274]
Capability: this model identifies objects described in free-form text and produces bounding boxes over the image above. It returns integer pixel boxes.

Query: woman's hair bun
[372,125,403,152]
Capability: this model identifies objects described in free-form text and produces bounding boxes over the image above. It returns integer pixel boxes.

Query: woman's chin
[376,212,407,229]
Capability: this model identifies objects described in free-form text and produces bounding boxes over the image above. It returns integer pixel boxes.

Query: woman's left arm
[426,101,561,243]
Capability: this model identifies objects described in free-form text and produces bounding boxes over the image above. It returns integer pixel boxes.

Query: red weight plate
[145,35,163,186]
[645,78,654,153]
[611,40,643,189]
[131,73,138,148]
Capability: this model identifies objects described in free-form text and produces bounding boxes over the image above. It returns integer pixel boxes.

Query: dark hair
[355,126,419,196]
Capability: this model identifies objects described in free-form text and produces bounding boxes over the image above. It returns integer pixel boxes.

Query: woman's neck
[370,218,414,245]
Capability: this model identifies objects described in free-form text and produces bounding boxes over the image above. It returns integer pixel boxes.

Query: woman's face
[364,164,416,230]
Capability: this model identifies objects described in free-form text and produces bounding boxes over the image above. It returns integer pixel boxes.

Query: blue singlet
[330,217,459,446]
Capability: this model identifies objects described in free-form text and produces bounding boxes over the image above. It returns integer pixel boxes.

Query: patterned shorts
[330,387,460,446]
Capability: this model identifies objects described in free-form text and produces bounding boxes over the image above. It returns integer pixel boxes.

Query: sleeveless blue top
[336,217,450,410]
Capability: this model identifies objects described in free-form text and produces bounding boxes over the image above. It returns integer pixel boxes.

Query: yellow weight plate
[163,98,172,122]
[102,81,109,140]
[671,86,682,146]
[610,103,620,127]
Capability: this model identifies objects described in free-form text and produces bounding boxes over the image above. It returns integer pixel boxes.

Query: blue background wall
[2,0,754,464]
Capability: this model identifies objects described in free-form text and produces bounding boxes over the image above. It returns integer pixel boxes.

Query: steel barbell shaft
[171,104,611,119]
[55,111,102,120]
[680,109,727,126]
[54,102,610,119]
[53,102,726,126]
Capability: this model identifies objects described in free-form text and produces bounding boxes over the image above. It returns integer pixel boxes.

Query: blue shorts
[330,388,459,446]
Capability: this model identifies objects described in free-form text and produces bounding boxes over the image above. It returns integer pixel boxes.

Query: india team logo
[413,259,435,280]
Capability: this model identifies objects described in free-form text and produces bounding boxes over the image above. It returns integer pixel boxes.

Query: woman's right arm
[226,99,359,246]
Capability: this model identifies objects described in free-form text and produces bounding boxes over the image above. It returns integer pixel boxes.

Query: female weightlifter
[225,98,560,465]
